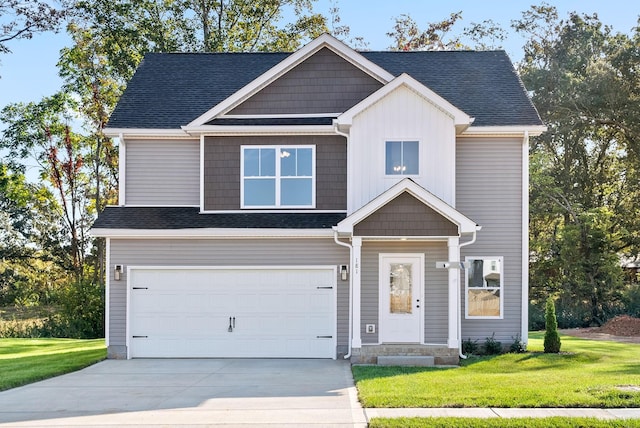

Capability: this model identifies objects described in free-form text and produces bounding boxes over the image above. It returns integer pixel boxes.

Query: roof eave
[90,228,335,238]
[104,128,191,138]
[181,124,337,136]
[462,125,547,137]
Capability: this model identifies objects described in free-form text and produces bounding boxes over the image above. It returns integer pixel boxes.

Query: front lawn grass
[0,338,106,391]
[353,333,640,408]
[368,417,640,428]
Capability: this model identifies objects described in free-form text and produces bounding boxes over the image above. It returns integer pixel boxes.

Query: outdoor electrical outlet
[365,324,376,334]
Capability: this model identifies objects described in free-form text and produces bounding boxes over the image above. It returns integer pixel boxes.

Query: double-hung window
[465,256,504,319]
[241,145,315,208]
[385,140,419,175]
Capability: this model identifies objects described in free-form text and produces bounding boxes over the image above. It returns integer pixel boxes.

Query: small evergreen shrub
[509,334,527,353]
[483,333,502,355]
[462,337,479,355]
[544,296,562,353]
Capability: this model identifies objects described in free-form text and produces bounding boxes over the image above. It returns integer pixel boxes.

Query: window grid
[241,145,315,208]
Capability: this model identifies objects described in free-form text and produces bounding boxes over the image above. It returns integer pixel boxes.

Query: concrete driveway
[0,359,367,427]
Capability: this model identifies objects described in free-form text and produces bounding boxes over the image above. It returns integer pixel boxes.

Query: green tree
[543,297,561,353]
[0,94,93,281]
[0,163,67,306]
[0,0,66,56]
[515,6,640,326]
[386,11,506,51]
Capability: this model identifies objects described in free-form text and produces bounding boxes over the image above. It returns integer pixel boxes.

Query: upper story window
[385,140,419,175]
[241,145,315,208]
[465,257,504,319]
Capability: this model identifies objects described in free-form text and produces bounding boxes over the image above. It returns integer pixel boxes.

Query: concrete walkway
[0,359,367,427]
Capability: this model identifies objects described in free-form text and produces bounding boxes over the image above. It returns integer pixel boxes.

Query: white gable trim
[334,178,478,235]
[335,73,474,132]
[186,33,395,127]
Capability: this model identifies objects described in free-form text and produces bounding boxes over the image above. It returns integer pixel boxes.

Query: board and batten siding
[229,47,383,115]
[349,85,456,214]
[456,136,524,343]
[360,241,449,345]
[108,238,349,359]
[125,139,199,206]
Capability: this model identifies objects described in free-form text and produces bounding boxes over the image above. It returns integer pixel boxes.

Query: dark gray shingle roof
[93,206,346,230]
[107,50,542,129]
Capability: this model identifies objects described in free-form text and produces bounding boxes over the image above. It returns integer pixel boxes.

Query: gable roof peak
[185,34,395,128]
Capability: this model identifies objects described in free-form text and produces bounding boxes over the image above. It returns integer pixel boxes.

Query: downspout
[457,226,481,359]
[333,122,354,359]
[334,230,353,359]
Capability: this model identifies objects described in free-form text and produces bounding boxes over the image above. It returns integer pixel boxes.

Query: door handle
[228,317,233,332]
[416,299,420,308]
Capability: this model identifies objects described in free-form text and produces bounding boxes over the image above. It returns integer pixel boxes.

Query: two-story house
[92,34,545,363]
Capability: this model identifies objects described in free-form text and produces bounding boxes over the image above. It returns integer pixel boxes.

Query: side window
[241,145,315,208]
[385,140,419,175]
[465,257,503,319]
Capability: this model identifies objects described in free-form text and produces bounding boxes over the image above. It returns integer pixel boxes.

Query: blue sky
[0,0,637,111]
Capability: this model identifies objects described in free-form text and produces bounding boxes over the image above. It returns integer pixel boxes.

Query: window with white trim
[241,145,315,208]
[465,257,503,319]
[385,140,419,175]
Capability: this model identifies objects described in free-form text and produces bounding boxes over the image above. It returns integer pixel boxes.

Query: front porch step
[351,345,459,365]
[377,356,435,367]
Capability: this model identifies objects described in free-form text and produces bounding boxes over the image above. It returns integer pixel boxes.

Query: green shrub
[623,283,640,317]
[544,297,561,353]
[55,280,104,339]
[462,337,479,355]
[509,334,527,353]
[483,333,502,355]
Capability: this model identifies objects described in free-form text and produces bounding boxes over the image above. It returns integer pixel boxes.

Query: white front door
[379,254,424,343]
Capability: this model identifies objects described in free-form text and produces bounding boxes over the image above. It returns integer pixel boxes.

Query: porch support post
[447,236,460,348]
[352,236,362,348]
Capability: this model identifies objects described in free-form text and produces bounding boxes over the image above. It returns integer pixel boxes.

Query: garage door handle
[316,335,333,339]
[316,286,333,289]
[132,287,148,290]
[132,335,148,338]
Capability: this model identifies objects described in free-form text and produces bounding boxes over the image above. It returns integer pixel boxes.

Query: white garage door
[128,267,336,359]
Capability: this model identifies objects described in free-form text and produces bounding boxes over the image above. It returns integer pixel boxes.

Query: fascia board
[187,34,395,127]
[336,178,477,234]
[336,73,473,127]
[104,128,190,138]
[462,125,547,137]
[90,228,335,238]
[182,125,337,136]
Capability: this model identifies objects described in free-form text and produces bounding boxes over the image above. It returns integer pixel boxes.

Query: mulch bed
[559,315,640,344]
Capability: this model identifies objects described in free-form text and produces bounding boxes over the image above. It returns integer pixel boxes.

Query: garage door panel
[129,268,336,358]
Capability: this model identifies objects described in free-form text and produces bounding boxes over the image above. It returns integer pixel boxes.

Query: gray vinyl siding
[360,241,449,345]
[108,238,349,356]
[125,139,199,206]
[456,137,523,344]
[229,47,383,115]
[203,135,347,211]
